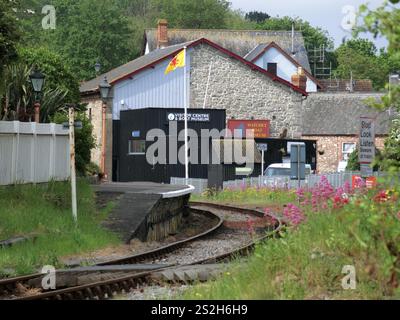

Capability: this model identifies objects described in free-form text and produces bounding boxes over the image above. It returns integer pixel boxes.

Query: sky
[229,0,388,49]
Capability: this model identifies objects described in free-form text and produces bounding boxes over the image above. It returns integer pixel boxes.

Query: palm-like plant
[0,62,70,122]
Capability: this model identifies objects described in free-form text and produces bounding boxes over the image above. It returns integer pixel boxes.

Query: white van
[263,163,312,177]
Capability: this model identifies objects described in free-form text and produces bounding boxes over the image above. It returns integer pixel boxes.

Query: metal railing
[171,171,397,194]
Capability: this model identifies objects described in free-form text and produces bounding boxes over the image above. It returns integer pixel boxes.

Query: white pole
[261,150,264,176]
[69,106,78,223]
[291,22,295,54]
[183,46,189,182]
[203,62,212,109]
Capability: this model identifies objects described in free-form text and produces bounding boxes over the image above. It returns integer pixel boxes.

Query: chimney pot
[291,67,307,92]
[157,19,168,49]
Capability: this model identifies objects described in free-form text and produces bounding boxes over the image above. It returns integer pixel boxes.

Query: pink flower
[246,217,255,234]
[343,181,351,194]
[296,187,305,202]
[283,203,306,226]
[264,207,271,218]
[354,177,366,189]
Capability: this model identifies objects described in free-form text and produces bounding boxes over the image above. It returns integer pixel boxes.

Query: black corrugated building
[113,107,317,183]
[114,108,226,183]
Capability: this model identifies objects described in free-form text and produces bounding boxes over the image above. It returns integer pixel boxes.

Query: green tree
[357,0,400,171]
[0,0,21,70]
[334,44,389,90]
[346,147,381,171]
[377,118,400,171]
[18,47,80,102]
[152,0,230,29]
[31,0,136,80]
[256,16,336,73]
[245,11,270,23]
[342,38,377,56]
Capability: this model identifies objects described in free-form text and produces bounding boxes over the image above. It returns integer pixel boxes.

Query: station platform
[92,182,194,198]
[93,182,194,243]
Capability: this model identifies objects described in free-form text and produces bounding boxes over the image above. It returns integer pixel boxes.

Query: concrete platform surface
[93,182,193,243]
[93,182,194,198]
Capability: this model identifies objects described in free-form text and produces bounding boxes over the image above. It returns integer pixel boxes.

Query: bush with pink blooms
[188,175,399,299]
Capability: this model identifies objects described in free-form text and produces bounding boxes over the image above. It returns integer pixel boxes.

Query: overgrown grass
[191,186,296,208]
[183,183,400,300]
[0,180,120,276]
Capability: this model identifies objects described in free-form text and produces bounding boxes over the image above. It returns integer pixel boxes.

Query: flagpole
[183,46,189,183]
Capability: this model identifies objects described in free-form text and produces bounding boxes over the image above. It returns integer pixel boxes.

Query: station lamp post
[29,67,45,123]
[99,76,111,179]
[94,60,101,75]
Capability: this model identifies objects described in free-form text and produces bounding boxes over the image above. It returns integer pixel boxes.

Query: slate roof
[80,41,195,94]
[144,29,311,73]
[80,38,307,96]
[244,41,322,89]
[302,93,392,135]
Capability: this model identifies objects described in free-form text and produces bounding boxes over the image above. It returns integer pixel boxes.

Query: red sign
[352,175,377,189]
[227,120,270,138]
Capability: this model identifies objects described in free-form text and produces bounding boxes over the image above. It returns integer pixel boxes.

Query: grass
[182,185,400,300]
[191,186,297,208]
[0,180,120,276]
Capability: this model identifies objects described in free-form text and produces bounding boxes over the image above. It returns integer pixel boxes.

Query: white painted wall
[112,49,191,120]
[0,121,70,185]
[253,47,317,93]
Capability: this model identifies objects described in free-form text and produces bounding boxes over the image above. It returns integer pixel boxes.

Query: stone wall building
[80,20,392,177]
[80,38,307,179]
[189,43,305,138]
[302,92,390,172]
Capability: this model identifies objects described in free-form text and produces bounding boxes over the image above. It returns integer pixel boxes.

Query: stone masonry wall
[302,135,386,173]
[190,44,304,138]
[81,95,102,167]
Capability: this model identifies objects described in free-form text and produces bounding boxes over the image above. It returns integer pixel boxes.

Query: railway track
[1,203,282,300]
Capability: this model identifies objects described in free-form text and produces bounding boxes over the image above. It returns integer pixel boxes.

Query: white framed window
[128,140,146,155]
[342,142,356,161]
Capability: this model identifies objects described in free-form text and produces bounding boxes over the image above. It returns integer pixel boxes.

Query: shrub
[52,111,96,176]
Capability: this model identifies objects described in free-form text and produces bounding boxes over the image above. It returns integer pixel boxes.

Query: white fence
[0,121,70,185]
[171,171,395,194]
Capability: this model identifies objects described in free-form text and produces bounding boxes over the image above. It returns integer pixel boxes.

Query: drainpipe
[101,101,107,179]
[34,102,40,123]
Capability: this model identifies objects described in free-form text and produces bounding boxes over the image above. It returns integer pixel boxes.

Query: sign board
[131,130,140,138]
[167,112,210,122]
[256,143,268,151]
[287,141,305,155]
[62,121,82,129]
[359,117,375,164]
[360,163,373,178]
[227,120,270,138]
[290,144,306,180]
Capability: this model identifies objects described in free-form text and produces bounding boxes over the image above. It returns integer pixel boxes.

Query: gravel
[191,205,261,221]
[120,285,189,300]
[146,229,255,265]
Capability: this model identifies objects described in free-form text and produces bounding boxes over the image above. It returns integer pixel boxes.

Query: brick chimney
[157,19,168,49]
[291,67,307,92]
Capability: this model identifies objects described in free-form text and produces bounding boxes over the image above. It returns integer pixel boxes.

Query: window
[267,62,277,76]
[342,142,356,161]
[128,140,146,155]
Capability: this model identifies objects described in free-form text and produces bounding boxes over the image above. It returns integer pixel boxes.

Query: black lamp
[95,61,101,74]
[99,76,111,101]
[29,67,45,94]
